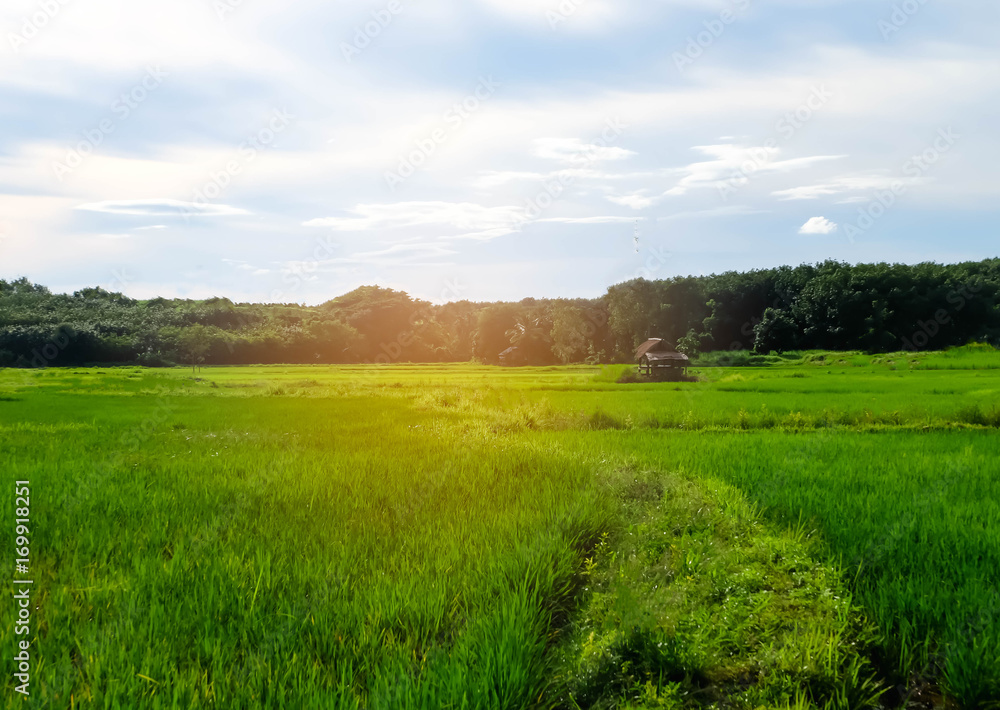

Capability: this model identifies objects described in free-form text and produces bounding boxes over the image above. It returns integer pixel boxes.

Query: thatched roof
[635,338,676,360]
[644,352,689,363]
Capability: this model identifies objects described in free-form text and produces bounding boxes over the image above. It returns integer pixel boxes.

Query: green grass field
[2,346,999,708]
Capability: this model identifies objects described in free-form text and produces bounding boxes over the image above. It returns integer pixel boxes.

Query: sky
[1,0,998,305]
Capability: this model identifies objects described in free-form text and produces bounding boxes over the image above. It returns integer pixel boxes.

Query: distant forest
[2,258,999,368]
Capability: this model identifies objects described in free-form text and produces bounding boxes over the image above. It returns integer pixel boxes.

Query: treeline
[2,258,999,368]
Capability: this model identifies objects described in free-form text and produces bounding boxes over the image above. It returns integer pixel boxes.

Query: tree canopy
[1,258,998,367]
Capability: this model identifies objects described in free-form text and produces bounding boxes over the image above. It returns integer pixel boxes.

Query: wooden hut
[635,338,689,380]
[498,346,525,366]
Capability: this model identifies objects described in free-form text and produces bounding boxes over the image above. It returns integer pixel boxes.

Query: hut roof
[635,338,675,360]
[644,352,689,363]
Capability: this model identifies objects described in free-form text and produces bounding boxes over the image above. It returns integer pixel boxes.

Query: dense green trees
[473,304,520,365]
[1,258,998,367]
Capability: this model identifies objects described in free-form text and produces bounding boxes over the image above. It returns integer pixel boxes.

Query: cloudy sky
[1,0,997,304]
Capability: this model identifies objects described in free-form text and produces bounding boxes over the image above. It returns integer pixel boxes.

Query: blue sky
[1,0,997,304]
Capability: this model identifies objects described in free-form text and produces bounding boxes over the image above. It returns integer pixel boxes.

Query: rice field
[2,347,999,708]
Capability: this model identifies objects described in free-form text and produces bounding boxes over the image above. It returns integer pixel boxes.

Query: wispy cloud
[343,243,459,261]
[606,192,658,210]
[303,202,525,241]
[593,144,847,211]
[76,199,250,217]
[473,170,551,188]
[284,243,460,272]
[303,200,638,246]
[773,175,915,201]
[533,138,635,165]
[656,205,768,221]
[664,145,846,197]
[538,216,636,225]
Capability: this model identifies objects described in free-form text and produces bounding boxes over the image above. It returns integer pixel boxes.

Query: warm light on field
[2,350,999,705]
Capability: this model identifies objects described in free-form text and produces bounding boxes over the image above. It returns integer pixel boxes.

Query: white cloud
[533,138,636,165]
[657,205,768,221]
[303,201,523,237]
[774,175,911,201]
[302,200,640,245]
[663,144,846,197]
[476,0,621,31]
[75,199,250,217]
[606,192,657,210]
[798,216,838,235]
[0,0,310,95]
[538,216,636,225]
[472,167,616,191]
[348,243,458,260]
[446,227,521,241]
[473,170,550,188]
[284,242,459,271]
[223,260,271,276]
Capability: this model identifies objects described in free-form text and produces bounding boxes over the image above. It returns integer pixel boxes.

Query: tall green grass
[1,385,610,707]
[550,429,1000,705]
[3,355,1000,707]
[692,343,1000,371]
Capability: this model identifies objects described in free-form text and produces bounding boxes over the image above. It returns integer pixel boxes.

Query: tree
[322,286,432,362]
[606,278,661,360]
[474,304,519,364]
[550,304,590,364]
[176,325,213,372]
[677,329,702,357]
[753,308,798,353]
[505,315,554,365]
